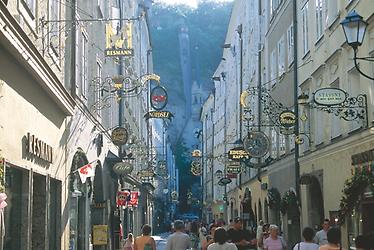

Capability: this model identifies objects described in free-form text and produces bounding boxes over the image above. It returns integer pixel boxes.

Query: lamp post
[341,10,374,81]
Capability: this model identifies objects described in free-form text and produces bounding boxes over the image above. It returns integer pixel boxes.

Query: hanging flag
[127,191,139,207]
[117,190,130,206]
[78,162,96,183]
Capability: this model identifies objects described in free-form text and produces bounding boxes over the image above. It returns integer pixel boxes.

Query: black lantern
[341,10,368,50]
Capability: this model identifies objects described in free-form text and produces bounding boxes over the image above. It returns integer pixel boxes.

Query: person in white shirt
[207,227,237,250]
[293,227,319,250]
[314,219,330,246]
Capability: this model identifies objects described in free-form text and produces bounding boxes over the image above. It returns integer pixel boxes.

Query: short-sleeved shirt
[208,242,238,250]
[293,242,319,250]
[314,230,328,246]
[165,231,191,250]
[263,237,283,250]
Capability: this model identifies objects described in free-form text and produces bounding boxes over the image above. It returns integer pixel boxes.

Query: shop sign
[137,169,155,178]
[351,148,374,165]
[228,147,250,161]
[127,191,139,207]
[171,191,178,201]
[313,88,347,106]
[25,133,53,163]
[93,225,108,245]
[278,111,296,128]
[192,149,202,157]
[111,127,128,146]
[92,202,106,209]
[150,85,168,110]
[218,177,232,186]
[144,111,173,121]
[113,162,134,175]
[105,23,133,57]
[227,173,237,179]
[140,74,161,85]
[226,163,242,175]
[116,190,130,206]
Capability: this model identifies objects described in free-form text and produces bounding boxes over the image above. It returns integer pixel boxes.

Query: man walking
[314,219,330,246]
[166,220,191,250]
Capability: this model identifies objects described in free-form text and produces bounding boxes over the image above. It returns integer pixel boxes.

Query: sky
[154,0,233,8]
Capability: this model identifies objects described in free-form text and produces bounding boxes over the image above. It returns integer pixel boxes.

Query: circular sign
[192,149,202,157]
[150,85,168,110]
[111,127,128,146]
[113,162,134,175]
[279,111,296,128]
[313,88,347,106]
[243,131,270,158]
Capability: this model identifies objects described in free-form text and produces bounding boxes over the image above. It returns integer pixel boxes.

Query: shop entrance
[362,200,374,234]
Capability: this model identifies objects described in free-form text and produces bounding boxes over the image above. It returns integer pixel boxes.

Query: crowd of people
[120,218,373,250]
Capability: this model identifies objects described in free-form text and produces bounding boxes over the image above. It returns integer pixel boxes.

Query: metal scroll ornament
[150,85,168,110]
[243,131,270,158]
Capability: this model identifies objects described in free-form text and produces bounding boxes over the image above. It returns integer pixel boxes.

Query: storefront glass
[347,209,363,250]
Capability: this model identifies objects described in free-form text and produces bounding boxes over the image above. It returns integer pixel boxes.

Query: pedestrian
[190,221,201,250]
[227,217,251,250]
[203,223,218,250]
[123,233,134,250]
[314,219,330,246]
[257,220,264,250]
[207,227,238,250]
[134,224,156,250]
[165,220,191,250]
[258,224,270,249]
[263,224,286,250]
[293,227,318,250]
[318,228,343,250]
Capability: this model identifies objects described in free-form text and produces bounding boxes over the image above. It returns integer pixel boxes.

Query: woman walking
[134,224,156,250]
[207,227,237,250]
[123,233,134,250]
[263,225,286,250]
[293,227,318,250]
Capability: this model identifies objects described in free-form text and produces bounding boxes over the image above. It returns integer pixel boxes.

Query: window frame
[301,1,310,56]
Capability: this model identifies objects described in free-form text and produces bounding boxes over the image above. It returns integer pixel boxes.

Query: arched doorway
[69,149,92,250]
[301,174,324,229]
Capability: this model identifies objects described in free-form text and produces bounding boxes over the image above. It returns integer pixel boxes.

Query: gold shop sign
[25,133,53,163]
[228,147,250,161]
[105,22,133,57]
[93,225,108,245]
[144,111,174,120]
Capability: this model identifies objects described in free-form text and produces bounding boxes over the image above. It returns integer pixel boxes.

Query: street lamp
[341,10,374,81]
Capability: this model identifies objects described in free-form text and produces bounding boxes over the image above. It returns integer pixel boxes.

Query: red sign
[127,191,139,207]
[116,191,130,206]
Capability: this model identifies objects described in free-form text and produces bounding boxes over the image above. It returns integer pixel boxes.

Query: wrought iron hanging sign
[218,177,232,186]
[313,88,347,106]
[278,111,297,128]
[113,161,134,175]
[105,22,134,57]
[137,168,155,178]
[192,149,202,158]
[111,127,128,146]
[191,161,202,176]
[243,131,270,158]
[171,191,178,201]
[150,85,168,110]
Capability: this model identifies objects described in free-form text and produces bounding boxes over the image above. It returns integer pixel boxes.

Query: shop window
[302,2,310,56]
[347,209,363,250]
[4,166,31,249]
[49,178,62,249]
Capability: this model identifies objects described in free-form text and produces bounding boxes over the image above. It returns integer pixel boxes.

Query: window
[287,24,294,65]
[277,35,285,76]
[23,0,36,16]
[96,61,102,117]
[279,134,286,155]
[271,129,278,158]
[270,49,276,84]
[325,0,338,27]
[49,0,60,57]
[81,34,88,97]
[302,2,309,55]
[315,0,323,40]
